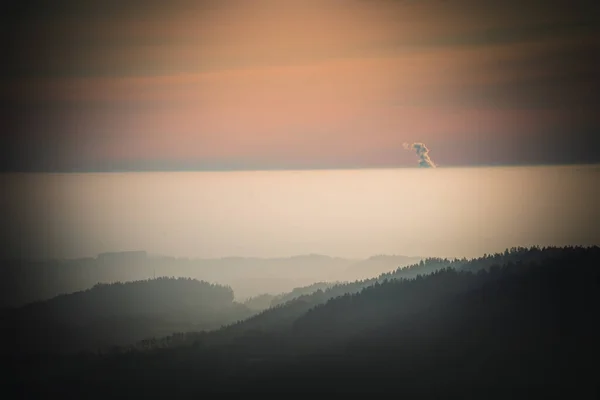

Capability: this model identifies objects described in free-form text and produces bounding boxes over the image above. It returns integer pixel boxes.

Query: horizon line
[7,245,600,263]
[2,252,428,262]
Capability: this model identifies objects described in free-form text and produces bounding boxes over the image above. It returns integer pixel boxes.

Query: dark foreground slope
[1,277,252,355]
[7,247,600,397]
[247,249,599,394]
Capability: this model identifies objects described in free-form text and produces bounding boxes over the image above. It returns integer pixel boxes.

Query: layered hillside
[9,246,598,397]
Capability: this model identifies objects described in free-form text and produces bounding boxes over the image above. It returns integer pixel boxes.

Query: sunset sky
[2,0,599,171]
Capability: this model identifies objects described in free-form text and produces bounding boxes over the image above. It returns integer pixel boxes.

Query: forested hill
[269,281,340,307]
[240,245,599,394]
[158,246,578,348]
[10,246,597,396]
[1,278,253,355]
[16,277,235,319]
[1,253,418,308]
[242,281,341,311]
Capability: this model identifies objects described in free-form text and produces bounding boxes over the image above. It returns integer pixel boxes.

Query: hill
[7,246,598,396]
[344,254,423,280]
[1,253,418,308]
[237,247,598,395]
[1,277,253,355]
[147,246,561,348]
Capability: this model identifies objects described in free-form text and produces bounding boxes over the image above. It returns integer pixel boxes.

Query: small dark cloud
[403,142,437,168]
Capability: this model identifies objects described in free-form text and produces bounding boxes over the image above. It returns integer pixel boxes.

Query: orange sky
[2,0,599,170]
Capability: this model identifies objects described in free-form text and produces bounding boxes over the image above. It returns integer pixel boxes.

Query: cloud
[403,142,437,168]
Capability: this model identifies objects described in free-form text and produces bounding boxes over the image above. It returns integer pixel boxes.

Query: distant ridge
[97,251,148,261]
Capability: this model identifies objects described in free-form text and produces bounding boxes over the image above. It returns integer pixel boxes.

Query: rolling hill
[6,246,599,397]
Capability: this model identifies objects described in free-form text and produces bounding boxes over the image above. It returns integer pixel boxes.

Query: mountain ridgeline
[162,245,574,348]
[0,253,422,308]
[243,281,342,311]
[6,246,599,397]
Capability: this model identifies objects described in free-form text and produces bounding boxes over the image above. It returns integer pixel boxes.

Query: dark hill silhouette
[6,246,599,397]
[243,247,599,394]
[0,253,418,308]
[1,277,252,355]
[153,247,561,348]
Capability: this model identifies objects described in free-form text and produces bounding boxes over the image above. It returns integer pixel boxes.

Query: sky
[2,0,599,171]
